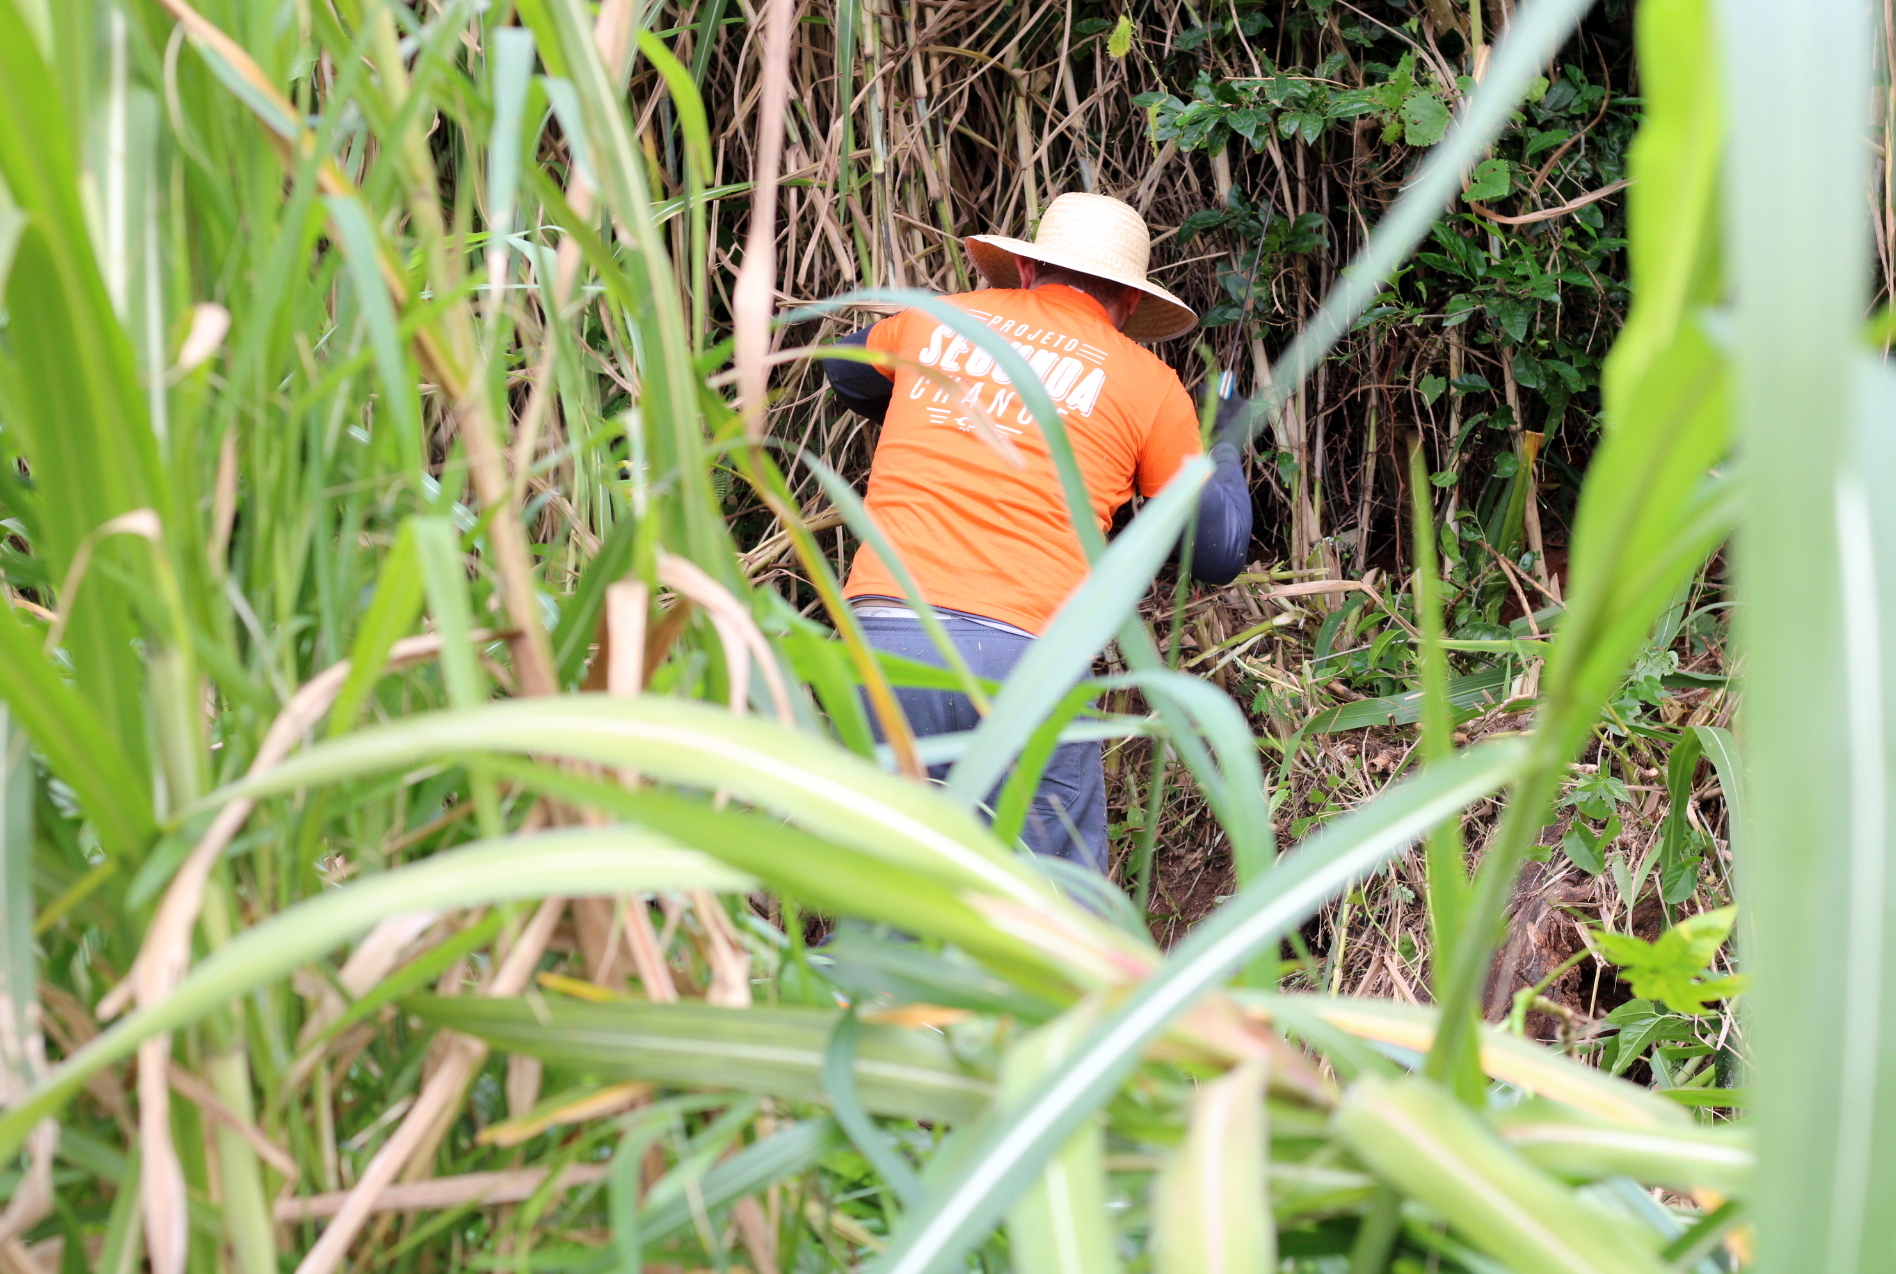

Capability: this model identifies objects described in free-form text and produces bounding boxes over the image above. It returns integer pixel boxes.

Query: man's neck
[1029,281,1115,325]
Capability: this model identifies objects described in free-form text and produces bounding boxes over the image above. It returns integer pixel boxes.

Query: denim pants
[856,612,1108,871]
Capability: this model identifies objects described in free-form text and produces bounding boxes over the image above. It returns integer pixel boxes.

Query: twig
[1468,178,1630,226]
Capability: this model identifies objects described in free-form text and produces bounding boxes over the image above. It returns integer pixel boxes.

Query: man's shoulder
[1102,328,1187,395]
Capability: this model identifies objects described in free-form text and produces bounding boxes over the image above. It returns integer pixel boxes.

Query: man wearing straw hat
[823,191,1252,873]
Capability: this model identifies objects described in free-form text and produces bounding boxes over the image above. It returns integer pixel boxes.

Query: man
[822,191,1252,871]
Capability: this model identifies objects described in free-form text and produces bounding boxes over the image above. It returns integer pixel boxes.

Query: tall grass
[0,0,1868,1271]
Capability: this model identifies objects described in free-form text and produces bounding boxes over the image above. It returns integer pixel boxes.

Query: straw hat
[963,192,1197,343]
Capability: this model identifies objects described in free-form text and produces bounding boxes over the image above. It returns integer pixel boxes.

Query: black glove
[822,326,894,423]
[1212,383,1252,452]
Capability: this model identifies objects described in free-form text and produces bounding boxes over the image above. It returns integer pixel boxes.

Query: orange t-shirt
[841,285,1203,635]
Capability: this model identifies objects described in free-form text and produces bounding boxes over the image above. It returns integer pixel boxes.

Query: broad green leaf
[1335,1076,1670,1274]
[1463,157,1512,202]
[868,738,1526,1274]
[1153,1060,1272,1274]
[1593,905,1745,1014]
[1400,92,1450,146]
[411,995,993,1124]
[0,829,750,1159]
[412,517,487,710]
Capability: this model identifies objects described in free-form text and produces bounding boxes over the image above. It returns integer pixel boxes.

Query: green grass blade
[327,521,426,737]
[485,26,535,244]
[0,602,152,856]
[324,195,426,488]
[551,511,638,688]
[634,1118,841,1250]
[825,1007,926,1208]
[412,517,486,709]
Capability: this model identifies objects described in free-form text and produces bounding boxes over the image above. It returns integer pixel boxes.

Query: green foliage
[1594,906,1748,1016]
[1135,52,1454,154]
[0,0,1854,1269]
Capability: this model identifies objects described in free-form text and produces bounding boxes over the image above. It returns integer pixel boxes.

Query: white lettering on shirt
[918,323,951,367]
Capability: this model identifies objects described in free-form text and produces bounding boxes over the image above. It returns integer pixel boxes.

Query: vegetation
[0,0,1878,1271]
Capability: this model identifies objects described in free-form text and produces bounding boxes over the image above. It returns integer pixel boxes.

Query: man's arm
[1188,391,1255,587]
[822,327,894,424]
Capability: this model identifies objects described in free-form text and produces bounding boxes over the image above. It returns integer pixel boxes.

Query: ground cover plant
[0,0,1882,1271]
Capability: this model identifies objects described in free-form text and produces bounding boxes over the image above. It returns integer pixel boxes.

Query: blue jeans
[856,612,1108,871]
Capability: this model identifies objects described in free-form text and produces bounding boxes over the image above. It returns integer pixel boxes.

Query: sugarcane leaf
[187,695,1055,911]
[411,995,993,1124]
[1335,1076,1670,1274]
[867,737,1525,1274]
[1243,994,1689,1130]
[1491,1098,1754,1195]
[1003,1002,1122,1274]
[0,828,750,1159]
[479,761,1087,998]
[1153,1060,1272,1274]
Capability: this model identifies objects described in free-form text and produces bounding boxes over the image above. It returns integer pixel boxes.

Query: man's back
[844,283,1202,634]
